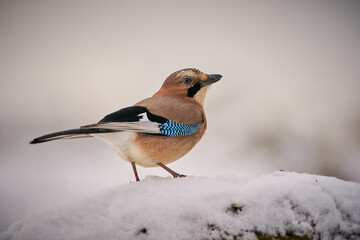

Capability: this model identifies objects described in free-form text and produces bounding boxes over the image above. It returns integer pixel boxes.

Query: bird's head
[154,68,222,106]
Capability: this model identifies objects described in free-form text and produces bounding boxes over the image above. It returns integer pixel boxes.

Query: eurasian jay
[30,68,222,181]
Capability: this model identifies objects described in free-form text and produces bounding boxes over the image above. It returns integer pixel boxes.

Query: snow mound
[1,172,360,240]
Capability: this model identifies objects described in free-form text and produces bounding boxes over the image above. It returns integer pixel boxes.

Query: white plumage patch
[138,112,149,122]
[82,121,161,134]
[93,131,157,167]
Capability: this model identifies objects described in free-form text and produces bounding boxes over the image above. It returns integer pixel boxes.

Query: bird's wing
[135,95,204,125]
[81,102,202,137]
[81,106,165,134]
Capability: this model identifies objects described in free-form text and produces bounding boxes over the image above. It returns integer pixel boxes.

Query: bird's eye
[182,77,192,85]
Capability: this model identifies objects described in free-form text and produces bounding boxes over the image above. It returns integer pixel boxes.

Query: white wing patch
[138,112,150,122]
[81,121,161,134]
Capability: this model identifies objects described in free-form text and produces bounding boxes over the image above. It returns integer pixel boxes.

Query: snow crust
[1,172,359,240]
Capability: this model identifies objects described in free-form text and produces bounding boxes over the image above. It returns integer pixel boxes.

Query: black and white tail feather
[30,106,165,144]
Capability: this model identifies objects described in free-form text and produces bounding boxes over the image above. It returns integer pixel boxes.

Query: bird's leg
[131,162,140,182]
[157,163,186,178]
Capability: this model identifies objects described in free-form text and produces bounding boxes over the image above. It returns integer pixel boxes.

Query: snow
[1,172,360,240]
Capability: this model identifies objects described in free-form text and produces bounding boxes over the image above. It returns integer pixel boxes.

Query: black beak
[200,74,222,86]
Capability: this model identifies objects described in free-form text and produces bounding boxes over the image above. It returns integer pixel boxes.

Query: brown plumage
[30,68,222,181]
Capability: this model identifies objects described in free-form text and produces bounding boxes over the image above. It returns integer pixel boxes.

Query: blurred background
[1,0,359,233]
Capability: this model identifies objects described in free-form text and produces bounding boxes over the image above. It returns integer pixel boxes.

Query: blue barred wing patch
[160,121,199,137]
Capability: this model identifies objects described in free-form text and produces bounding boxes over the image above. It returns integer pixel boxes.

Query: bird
[30,68,222,182]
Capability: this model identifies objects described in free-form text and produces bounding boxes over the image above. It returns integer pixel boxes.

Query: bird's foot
[157,162,186,179]
[173,173,186,178]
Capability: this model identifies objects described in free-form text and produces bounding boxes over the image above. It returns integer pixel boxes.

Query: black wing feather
[30,128,116,144]
[99,106,148,123]
[99,106,167,124]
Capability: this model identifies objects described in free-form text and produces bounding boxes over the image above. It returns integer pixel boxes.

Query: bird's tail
[30,128,117,144]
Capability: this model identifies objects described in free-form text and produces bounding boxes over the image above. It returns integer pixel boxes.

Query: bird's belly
[133,132,204,166]
[92,132,156,167]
